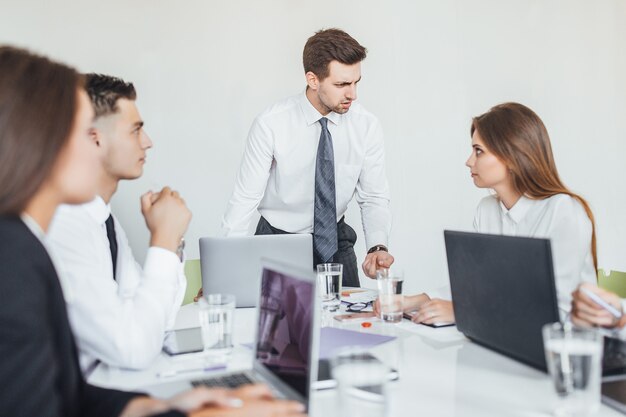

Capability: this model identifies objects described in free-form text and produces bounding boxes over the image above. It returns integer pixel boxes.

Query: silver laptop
[200,235,312,307]
[148,259,320,408]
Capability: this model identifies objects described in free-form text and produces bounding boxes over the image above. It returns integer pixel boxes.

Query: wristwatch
[176,238,185,262]
[367,244,388,254]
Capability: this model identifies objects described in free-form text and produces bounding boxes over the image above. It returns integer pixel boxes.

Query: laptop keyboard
[192,373,255,389]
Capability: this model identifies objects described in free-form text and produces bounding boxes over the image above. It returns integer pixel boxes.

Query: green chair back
[598,269,626,298]
[182,259,202,305]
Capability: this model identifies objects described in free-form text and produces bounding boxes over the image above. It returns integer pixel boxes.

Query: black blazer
[0,216,184,417]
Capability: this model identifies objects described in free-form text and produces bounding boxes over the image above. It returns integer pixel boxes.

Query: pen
[581,287,622,319]
[157,364,227,378]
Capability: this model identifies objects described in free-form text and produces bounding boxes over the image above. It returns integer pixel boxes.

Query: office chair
[598,269,626,298]
[182,259,202,305]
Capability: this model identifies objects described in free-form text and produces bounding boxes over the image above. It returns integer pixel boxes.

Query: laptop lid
[444,230,560,371]
[199,235,313,307]
[251,258,319,406]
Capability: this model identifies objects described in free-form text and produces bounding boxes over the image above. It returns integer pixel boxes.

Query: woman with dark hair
[377,103,597,325]
[0,46,305,417]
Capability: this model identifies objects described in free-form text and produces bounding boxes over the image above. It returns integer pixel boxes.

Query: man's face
[93,99,152,181]
[309,60,361,115]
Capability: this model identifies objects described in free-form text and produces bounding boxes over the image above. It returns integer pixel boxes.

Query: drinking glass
[376,269,404,323]
[543,322,603,417]
[317,263,343,312]
[331,347,389,417]
[198,294,235,363]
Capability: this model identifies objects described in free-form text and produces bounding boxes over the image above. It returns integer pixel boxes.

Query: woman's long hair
[471,102,597,271]
[0,46,82,215]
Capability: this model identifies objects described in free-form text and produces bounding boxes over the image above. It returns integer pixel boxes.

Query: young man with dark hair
[222,28,394,287]
[48,74,192,373]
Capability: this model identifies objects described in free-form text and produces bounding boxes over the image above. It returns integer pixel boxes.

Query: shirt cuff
[144,246,181,282]
[364,231,389,253]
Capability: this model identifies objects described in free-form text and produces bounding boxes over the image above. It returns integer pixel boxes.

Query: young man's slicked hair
[303,28,367,80]
[84,73,136,118]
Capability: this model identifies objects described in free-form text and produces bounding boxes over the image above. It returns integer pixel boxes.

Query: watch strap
[367,244,388,254]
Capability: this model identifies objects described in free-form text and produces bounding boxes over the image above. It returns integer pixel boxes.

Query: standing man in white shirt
[222,28,394,287]
[48,74,191,373]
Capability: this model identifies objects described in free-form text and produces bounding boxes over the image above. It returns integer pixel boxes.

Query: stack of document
[340,288,378,304]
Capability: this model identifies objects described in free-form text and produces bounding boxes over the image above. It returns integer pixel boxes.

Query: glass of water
[376,269,404,324]
[317,263,343,312]
[198,294,235,363]
[542,322,603,417]
[331,347,389,417]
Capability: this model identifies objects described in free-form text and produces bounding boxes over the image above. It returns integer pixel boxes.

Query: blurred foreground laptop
[148,259,320,409]
[444,230,560,371]
[200,235,312,307]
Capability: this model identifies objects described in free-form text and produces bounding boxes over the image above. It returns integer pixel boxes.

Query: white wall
[2,0,625,294]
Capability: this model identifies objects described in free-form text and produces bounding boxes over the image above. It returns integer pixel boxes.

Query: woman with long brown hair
[379,102,597,325]
[0,46,305,417]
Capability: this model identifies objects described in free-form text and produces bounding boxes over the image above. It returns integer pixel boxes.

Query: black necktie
[313,117,338,263]
[104,214,118,280]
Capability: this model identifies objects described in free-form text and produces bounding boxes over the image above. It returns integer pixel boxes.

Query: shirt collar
[499,195,534,224]
[299,89,342,127]
[20,213,46,242]
[83,195,112,225]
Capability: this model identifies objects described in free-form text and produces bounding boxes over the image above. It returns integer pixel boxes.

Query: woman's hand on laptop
[192,400,306,417]
[119,386,266,417]
[190,384,306,417]
[185,384,305,417]
[229,383,274,401]
[411,299,455,325]
[166,386,246,411]
[571,283,626,328]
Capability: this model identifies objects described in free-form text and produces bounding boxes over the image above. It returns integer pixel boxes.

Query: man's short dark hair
[84,73,136,118]
[303,28,367,80]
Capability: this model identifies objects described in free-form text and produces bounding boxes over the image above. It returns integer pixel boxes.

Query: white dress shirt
[222,91,392,249]
[48,197,186,372]
[429,194,596,316]
[473,194,596,315]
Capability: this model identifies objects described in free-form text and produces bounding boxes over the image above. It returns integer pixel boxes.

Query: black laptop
[601,336,626,414]
[444,230,560,371]
[445,230,626,413]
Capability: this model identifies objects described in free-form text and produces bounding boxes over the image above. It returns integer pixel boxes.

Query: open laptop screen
[255,267,314,397]
[445,230,560,371]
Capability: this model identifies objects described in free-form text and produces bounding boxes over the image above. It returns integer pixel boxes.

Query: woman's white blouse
[473,194,596,315]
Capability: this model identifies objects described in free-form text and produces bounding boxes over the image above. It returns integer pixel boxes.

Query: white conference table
[89,304,622,417]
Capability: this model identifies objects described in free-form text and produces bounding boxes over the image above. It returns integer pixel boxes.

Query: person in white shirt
[376,102,597,324]
[48,74,192,373]
[571,283,626,329]
[221,28,394,287]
